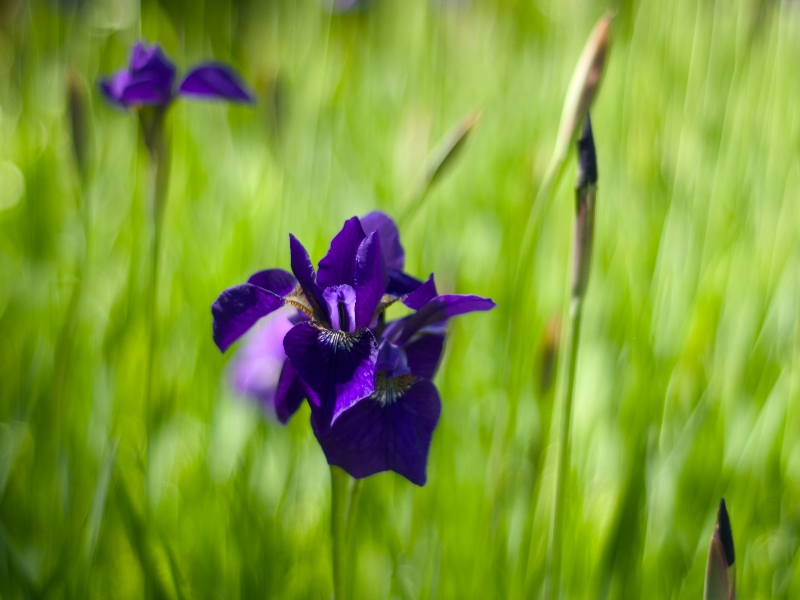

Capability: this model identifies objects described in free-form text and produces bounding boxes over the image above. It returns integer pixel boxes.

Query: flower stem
[141,107,170,454]
[330,466,349,600]
[344,477,363,595]
[544,295,583,599]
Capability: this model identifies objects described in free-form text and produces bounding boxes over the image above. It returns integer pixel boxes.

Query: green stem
[344,478,363,596]
[330,466,349,600]
[142,108,170,450]
[544,295,583,599]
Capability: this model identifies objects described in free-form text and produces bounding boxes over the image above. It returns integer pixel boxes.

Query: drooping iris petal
[178,63,255,103]
[397,294,496,345]
[386,268,423,296]
[404,334,445,380]
[283,321,378,431]
[100,42,176,108]
[272,361,306,423]
[247,268,297,297]
[359,211,404,271]
[212,283,284,352]
[312,378,441,486]
[317,217,366,289]
[231,307,305,423]
[403,274,437,309]
[354,231,388,329]
[288,234,327,318]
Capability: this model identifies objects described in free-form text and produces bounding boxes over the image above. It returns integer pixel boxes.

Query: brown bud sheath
[704,499,736,600]
[552,13,611,179]
[571,114,597,300]
[424,109,482,190]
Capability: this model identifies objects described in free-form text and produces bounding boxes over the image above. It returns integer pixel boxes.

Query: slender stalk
[344,478,363,597]
[330,466,349,599]
[141,108,170,445]
[544,296,583,599]
[543,115,597,599]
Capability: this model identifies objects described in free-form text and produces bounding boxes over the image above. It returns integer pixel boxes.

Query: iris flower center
[323,285,357,332]
[373,372,416,405]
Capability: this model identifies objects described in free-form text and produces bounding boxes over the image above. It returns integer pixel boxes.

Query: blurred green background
[1,0,799,597]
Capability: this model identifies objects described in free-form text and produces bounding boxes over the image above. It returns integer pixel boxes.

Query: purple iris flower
[214,212,495,484]
[99,41,254,109]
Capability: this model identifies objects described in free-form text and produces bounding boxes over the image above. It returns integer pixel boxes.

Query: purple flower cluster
[99,41,254,110]
[213,213,495,485]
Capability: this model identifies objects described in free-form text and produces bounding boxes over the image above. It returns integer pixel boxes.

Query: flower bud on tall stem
[571,115,597,301]
[704,499,736,600]
[545,114,597,599]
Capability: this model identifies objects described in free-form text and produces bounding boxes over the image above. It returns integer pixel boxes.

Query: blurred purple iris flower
[213,212,495,484]
[99,41,254,110]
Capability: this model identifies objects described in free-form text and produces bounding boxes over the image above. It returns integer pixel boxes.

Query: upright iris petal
[317,217,366,290]
[100,42,176,108]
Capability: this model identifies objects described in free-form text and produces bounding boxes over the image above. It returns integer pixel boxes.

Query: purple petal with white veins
[178,63,255,103]
[312,379,441,486]
[359,211,404,271]
[354,231,388,329]
[289,234,327,318]
[404,334,445,380]
[403,274,437,310]
[247,268,297,297]
[386,268,423,296]
[212,284,284,352]
[231,307,305,423]
[317,217,366,289]
[283,322,378,432]
[397,294,496,345]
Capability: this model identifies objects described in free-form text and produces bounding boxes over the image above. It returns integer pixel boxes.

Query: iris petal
[312,379,441,486]
[178,63,255,103]
[404,334,445,380]
[231,307,305,423]
[289,234,327,318]
[212,283,285,352]
[354,231,388,329]
[247,268,297,297]
[397,294,496,345]
[317,217,366,289]
[283,321,378,432]
[359,211,405,271]
[273,361,306,424]
[386,268,423,296]
[403,274,437,310]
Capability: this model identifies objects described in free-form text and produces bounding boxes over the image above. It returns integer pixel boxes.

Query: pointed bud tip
[716,498,735,567]
[576,113,597,187]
